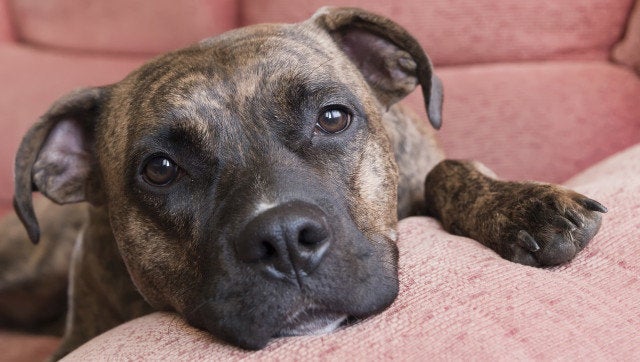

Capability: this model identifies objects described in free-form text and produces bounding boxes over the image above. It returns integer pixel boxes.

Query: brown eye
[142,156,179,186]
[316,108,352,134]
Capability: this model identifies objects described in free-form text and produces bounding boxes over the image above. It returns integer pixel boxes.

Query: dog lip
[275,308,347,338]
[212,310,347,350]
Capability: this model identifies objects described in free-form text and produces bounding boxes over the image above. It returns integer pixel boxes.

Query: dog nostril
[298,225,328,246]
[235,201,332,280]
[261,241,277,258]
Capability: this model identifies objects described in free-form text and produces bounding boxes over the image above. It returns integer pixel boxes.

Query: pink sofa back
[0,0,13,41]
[242,0,635,66]
[3,0,635,64]
[5,0,239,54]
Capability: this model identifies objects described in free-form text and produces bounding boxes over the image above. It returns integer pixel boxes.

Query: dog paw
[500,184,607,267]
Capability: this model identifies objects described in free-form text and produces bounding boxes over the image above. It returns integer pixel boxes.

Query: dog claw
[565,209,585,228]
[553,216,577,232]
[582,198,608,213]
[517,230,540,252]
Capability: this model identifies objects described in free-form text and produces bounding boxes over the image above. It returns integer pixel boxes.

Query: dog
[0,7,606,360]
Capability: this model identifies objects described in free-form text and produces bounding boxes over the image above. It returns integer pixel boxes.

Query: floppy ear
[313,6,443,129]
[13,87,106,244]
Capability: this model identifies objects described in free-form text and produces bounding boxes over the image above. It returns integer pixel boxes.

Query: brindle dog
[0,7,606,360]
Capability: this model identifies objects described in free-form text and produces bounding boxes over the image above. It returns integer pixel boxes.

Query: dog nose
[235,201,331,281]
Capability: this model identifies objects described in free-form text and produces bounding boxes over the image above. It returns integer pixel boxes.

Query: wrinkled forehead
[124,23,366,131]
[110,23,379,164]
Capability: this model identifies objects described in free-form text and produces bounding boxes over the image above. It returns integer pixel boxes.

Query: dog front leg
[423,160,607,267]
[0,201,84,335]
[51,206,152,361]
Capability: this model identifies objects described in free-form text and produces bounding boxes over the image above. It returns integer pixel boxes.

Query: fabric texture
[612,0,640,73]
[9,0,239,55]
[63,144,640,360]
[241,0,635,66]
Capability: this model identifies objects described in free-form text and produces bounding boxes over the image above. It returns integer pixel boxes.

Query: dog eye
[316,108,352,134]
[142,156,180,186]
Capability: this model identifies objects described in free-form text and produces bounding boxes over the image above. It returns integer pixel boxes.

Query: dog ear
[313,6,443,129]
[13,87,106,244]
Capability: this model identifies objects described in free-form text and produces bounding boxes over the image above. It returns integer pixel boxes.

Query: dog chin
[276,309,348,337]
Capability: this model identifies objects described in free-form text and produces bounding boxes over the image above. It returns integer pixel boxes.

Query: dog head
[13,7,442,349]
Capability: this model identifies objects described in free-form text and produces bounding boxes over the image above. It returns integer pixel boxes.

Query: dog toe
[536,233,578,266]
[513,230,576,266]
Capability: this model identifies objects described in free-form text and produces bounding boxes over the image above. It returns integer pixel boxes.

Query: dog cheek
[349,137,399,245]
[112,215,204,314]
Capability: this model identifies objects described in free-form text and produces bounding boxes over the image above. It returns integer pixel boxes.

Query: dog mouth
[275,307,348,337]
[187,302,351,350]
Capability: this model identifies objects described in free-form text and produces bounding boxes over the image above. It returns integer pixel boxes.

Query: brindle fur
[0,7,605,360]
[424,160,604,266]
[0,201,82,334]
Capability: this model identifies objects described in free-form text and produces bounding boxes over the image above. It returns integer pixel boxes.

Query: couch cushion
[0,0,14,42]
[241,0,635,66]
[63,143,640,360]
[612,0,640,73]
[404,61,640,183]
[0,44,146,209]
[10,0,239,55]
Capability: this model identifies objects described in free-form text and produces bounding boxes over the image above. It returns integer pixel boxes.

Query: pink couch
[1,0,639,360]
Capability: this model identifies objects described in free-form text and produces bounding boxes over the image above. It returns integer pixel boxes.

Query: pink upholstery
[64,145,640,360]
[415,61,640,183]
[10,0,239,55]
[0,0,14,41]
[1,0,640,360]
[242,0,635,66]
